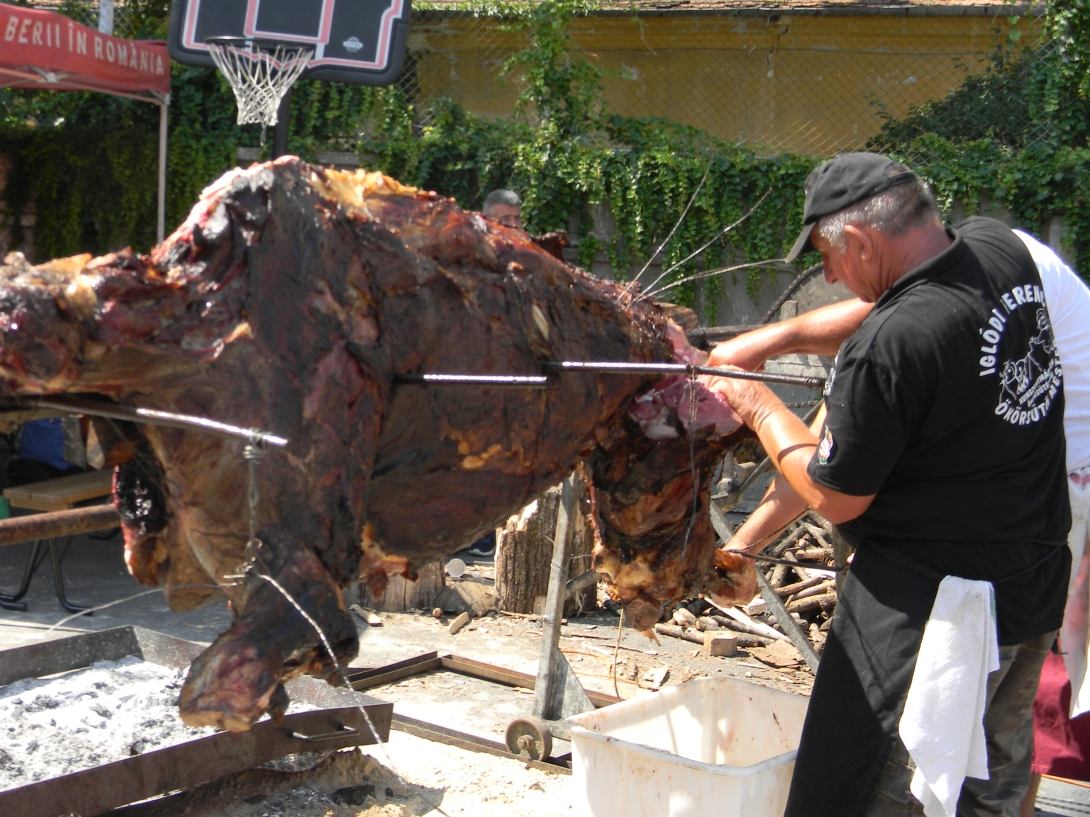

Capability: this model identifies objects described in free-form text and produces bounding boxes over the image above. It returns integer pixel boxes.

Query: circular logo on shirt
[983,293,1062,426]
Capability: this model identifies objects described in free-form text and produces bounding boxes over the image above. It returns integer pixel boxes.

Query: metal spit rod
[25,396,289,448]
[396,361,826,390]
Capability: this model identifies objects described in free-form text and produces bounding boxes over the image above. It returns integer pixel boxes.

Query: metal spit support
[503,473,595,760]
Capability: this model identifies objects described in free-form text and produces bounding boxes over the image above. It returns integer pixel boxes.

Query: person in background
[482,189,523,230]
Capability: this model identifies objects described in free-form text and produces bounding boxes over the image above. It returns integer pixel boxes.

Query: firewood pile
[651,514,843,665]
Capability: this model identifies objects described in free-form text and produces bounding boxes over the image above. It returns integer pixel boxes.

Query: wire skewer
[19,396,289,448]
[541,361,826,389]
[394,362,825,390]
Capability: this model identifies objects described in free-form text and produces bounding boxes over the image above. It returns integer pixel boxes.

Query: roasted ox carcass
[0,158,753,730]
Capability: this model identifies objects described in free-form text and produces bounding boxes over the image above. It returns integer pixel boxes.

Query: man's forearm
[706,299,872,370]
[727,406,827,554]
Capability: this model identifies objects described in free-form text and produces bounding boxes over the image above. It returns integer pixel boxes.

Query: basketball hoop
[205,37,313,130]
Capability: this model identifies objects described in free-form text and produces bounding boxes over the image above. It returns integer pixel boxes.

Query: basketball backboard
[168,0,410,86]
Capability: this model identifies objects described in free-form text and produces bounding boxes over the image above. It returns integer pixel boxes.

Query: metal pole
[533,474,576,720]
[157,98,168,244]
[272,88,292,159]
[541,360,825,390]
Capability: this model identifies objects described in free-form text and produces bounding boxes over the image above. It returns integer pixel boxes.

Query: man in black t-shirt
[707,153,1070,817]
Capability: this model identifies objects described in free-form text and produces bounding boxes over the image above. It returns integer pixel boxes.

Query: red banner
[0,3,170,97]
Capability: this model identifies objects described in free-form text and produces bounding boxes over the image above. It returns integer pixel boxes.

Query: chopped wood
[801,523,832,547]
[654,623,705,646]
[654,623,771,648]
[672,608,699,628]
[808,514,834,536]
[749,640,804,669]
[448,611,471,634]
[704,632,738,657]
[431,607,443,618]
[774,575,825,598]
[786,591,838,614]
[796,547,833,561]
[350,605,383,626]
[768,525,808,558]
[697,616,720,631]
[790,580,836,602]
[745,597,768,616]
[639,666,670,690]
[713,604,788,641]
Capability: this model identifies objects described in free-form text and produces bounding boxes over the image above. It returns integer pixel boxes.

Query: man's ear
[843,223,875,261]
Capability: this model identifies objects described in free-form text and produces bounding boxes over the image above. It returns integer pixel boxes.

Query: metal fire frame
[0,626,392,817]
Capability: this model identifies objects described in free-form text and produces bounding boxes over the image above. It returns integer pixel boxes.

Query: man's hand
[707,548,760,609]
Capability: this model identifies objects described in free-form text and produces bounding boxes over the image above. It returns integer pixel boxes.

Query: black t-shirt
[808,217,1071,644]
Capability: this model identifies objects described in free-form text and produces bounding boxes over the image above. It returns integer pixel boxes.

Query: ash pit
[0,655,315,792]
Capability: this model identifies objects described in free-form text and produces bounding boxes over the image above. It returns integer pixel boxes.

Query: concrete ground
[2,530,1090,815]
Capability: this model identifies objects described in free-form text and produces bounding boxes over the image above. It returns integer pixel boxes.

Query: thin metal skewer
[394,363,825,390]
[23,396,289,448]
[736,551,842,573]
[395,373,551,389]
[542,361,825,389]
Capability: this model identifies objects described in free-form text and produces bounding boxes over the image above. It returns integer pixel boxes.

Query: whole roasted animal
[0,158,753,730]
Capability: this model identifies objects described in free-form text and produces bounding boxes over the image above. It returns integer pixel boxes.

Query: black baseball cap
[785,152,919,262]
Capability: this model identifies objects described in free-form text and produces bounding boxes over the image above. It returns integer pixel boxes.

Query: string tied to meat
[241,432,271,574]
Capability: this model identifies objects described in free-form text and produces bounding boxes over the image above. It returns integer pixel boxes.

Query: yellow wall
[407,11,1031,155]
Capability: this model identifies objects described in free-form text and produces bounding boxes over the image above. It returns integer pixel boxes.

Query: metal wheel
[505,716,553,761]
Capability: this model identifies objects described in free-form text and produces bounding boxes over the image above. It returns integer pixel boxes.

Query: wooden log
[789,580,836,603]
[796,547,834,561]
[767,525,808,559]
[360,560,445,612]
[495,480,594,615]
[672,608,699,628]
[704,632,738,657]
[655,623,772,648]
[773,575,825,598]
[786,591,838,614]
[0,504,120,546]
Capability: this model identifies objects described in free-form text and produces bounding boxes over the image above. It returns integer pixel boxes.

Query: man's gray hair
[815,174,938,251]
[483,189,521,212]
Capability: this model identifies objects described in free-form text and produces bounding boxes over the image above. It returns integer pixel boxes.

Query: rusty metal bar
[0,504,120,547]
[0,706,390,817]
[348,652,620,709]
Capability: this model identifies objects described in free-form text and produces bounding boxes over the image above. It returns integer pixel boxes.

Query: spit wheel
[505,716,553,760]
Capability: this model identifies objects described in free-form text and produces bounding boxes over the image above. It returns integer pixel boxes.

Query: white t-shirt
[1015,230,1090,472]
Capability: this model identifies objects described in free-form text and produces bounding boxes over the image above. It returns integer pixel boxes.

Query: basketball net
[206,39,314,130]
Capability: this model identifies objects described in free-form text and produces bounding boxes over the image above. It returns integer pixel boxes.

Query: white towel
[899,576,999,817]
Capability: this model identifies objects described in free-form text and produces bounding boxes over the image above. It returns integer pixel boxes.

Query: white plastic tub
[566,677,810,817]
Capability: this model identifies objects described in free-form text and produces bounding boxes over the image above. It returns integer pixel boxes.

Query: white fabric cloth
[899,576,999,817]
[1015,231,1090,472]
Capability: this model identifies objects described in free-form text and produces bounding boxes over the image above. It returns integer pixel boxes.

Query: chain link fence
[403,8,1049,157]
